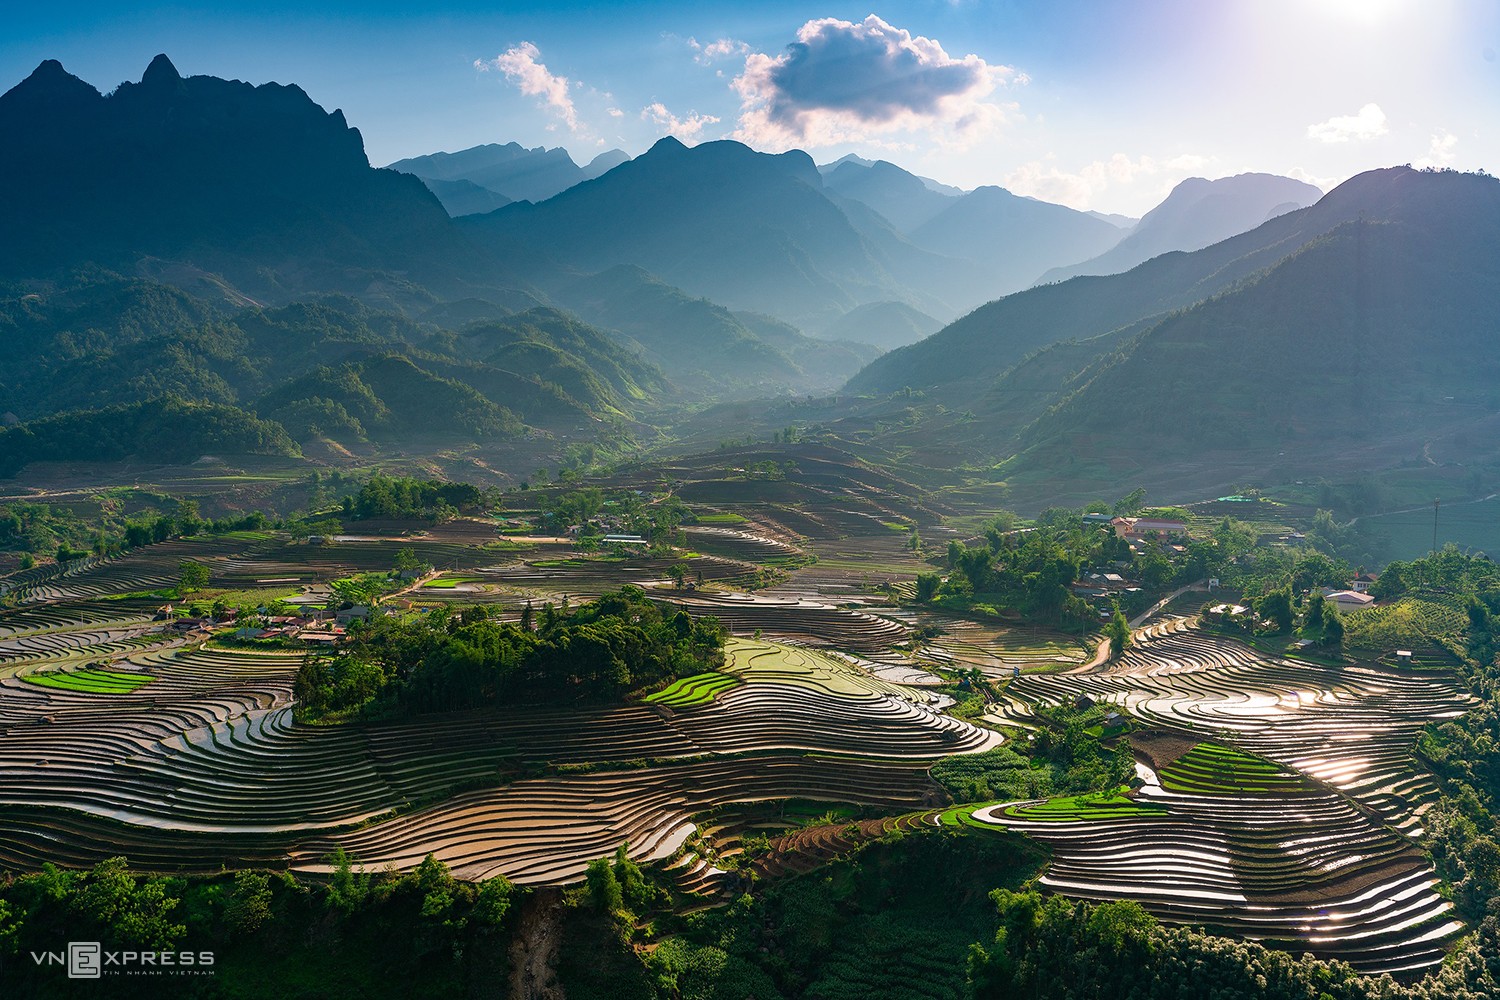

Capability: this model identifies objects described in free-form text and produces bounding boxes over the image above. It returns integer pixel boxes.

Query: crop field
[0,523,997,883]
[21,667,154,693]
[1342,597,1467,652]
[0,485,1481,978]
[975,616,1473,975]
[642,671,740,707]
[973,736,1464,976]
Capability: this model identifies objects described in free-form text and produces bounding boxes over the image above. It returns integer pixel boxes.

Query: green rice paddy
[1158,743,1306,795]
[23,668,154,694]
[998,791,1167,822]
[422,576,484,589]
[643,671,740,707]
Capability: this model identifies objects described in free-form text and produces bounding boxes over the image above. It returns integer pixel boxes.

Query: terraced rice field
[991,620,1470,835]
[22,667,153,694]
[0,541,996,882]
[975,617,1473,976]
[0,503,1481,978]
[973,737,1464,977]
[643,672,740,707]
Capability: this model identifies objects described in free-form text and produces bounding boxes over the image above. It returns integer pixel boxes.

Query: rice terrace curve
[0,473,1486,985]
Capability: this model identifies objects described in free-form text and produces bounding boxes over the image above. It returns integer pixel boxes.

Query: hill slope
[847,167,1475,401]
[557,266,875,396]
[1008,194,1500,488]
[1039,173,1323,283]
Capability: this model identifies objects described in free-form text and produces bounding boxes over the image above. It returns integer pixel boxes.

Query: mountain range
[0,55,520,309]
[386,142,629,214]
[14,53,1477,504]
[1037,172,1324,283]
[843,166,1500,500]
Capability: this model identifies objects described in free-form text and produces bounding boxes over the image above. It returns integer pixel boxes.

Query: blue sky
[5,1,1498,214]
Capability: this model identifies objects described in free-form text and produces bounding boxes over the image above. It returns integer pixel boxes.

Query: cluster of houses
[153,603,369,645]
[1082,512,1191,552]
[1070,571,1142,601]
[1207,571,1382,625]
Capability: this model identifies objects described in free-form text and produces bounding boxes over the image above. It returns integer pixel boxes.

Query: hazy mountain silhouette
[848,166,1477,400]
[418,177,513,217]
[464,137,928,327]
[387,143,629,203]
[818,301,942,350]
[822,159,958,233]
[557,265,875,395]
[1038,173,1323,283]
[905,186,1127,302]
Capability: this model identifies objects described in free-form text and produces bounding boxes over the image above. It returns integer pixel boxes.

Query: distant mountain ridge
[1006,173,1500,486]
[464,136,932,328]
[387,142,630,206]
[1038,172,1324,283]
[847,166,1459,400]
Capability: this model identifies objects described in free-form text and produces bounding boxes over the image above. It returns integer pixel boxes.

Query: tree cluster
[295,586,726,718]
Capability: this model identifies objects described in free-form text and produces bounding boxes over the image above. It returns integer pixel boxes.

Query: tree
[178,560,210,594]
[1305,591,1326,631]
[394,547,423,575]
[473,875,514,926]
[1323,607,1345,648]
[1104,611,1131,659]
[414,853,454,920]
[1112,488,1147,516]
[585,856,623,913]
[1257,586,1294,633]
[915,573,941,603]
[667,563,688,589]
[225,870,273,934]
[176,499,202,536]
[70,857,185,950]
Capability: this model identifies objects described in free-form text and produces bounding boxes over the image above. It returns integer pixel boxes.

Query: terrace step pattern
[975,752,1463,978]
[664,592,907,654]
[996,626,1469,834]
[0,632,994,877]
[295,755,940,886]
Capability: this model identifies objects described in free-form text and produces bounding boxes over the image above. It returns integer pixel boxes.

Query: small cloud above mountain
[477,42,581,133]
[1306,103,1387,143]
[731,15,1019,149]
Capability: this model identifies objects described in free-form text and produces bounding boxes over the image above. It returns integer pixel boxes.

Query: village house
[1324,589,1375,614]
[1111,516,1189,542]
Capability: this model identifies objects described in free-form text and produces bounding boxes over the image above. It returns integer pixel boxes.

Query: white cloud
[1003,153,1212,211]
[1306,103,1387,143]
[1287,166,1340,192]
[730,15,1019,150]
[1414,129,1458,168]
[476,42,581,132]
[642,102,721,140]
[688,36,751,65]
[606,107,625,118]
